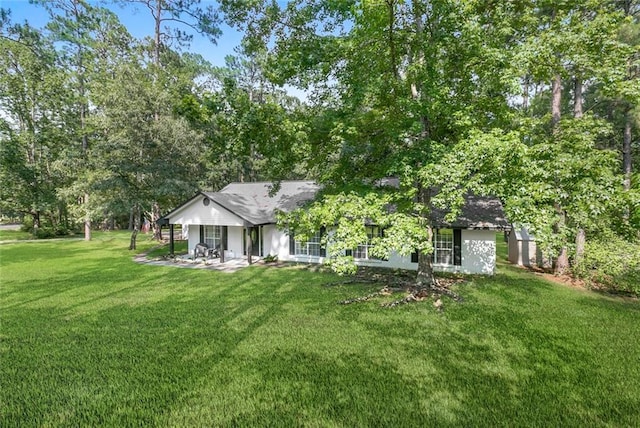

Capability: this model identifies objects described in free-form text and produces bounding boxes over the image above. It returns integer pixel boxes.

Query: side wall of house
[462,229,496,274]
[267,227,497,275]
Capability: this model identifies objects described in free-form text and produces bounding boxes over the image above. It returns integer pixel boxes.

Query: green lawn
[0,229,34,241]
[1,232,639,426]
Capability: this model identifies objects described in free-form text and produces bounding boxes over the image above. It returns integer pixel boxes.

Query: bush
[20,217,33,233]
[263,254,278,263]
[54,225,71,236]
[574,234,640,296]
[34,228,56,239]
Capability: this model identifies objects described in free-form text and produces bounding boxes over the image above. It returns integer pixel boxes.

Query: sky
[0,0,244,68]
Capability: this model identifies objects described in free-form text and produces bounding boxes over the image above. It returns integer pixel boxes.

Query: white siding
[266,226,330,264]
[459,229,496,274]
[226,226,244,258]
[169,196,244,227]
[271,227,497,275]
[353,230,495,275]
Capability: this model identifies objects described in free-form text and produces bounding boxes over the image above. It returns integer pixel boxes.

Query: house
[159,181,509,274]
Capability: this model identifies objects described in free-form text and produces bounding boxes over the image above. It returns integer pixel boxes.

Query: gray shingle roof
[431,194,509,230]
[205,181,320,225]
[161,180,508,230]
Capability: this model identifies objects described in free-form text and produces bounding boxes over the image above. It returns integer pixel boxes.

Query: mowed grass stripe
[1,232,639,426]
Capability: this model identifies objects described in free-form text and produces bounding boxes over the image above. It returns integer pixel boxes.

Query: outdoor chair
[194,243,220,259]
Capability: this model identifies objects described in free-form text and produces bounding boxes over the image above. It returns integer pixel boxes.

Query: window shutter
[222,226,228,250]
[320,226,326,257]
[431,230,436,263]
[411,251,418,263]
[454,229,462,266]
[289,231,295,255]
[199,225,204,243]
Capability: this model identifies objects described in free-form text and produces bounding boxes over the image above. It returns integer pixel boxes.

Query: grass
[0,229,34,241]
[145,240,188,259]
[1,232,639,426]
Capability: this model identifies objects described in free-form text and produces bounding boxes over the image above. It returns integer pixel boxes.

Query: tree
[223,0,516,285]
[35,0,132,240]
[90,51,204,249]
[121,0,221,67]
[0,17,71,233]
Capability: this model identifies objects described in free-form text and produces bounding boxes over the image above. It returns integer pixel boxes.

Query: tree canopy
[0,0,638,285]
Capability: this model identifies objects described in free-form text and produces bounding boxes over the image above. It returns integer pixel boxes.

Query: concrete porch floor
[134,253,261,273]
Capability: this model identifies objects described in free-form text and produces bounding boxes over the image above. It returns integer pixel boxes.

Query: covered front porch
[159,222,267,265]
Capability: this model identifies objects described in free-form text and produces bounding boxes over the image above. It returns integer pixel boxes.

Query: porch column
[220,226,225,263]
[169,224,174,256]
[246,226,253,265]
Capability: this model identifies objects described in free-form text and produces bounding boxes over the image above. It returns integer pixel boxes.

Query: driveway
[0,224,21,231]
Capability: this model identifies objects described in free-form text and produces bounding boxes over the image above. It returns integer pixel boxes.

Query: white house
[159,181,509,274]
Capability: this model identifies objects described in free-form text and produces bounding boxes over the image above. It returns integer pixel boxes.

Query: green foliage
[574,232,640,295]
[280,187,432,275]
[263,254,278,263]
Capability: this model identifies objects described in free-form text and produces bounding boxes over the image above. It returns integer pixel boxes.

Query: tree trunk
[551,74,562,127]
[32,211,41,233]
[575,228,585,268]
[572,76,585,263]
[246,227,253,265]
[84,192,91,241]
[151,201,162,241]
[573,77,583,119]
[523,76,530,111]
[129,204,140,250]
[416,239,435,287]
[416,185,435,287]
[550,73,568,274]
[154,0,161,67]
[623,111,632,192]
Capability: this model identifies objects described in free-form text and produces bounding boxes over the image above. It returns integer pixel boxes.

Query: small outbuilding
[508,225,550,268]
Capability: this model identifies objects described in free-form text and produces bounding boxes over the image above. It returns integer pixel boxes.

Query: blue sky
[1,0,243,68]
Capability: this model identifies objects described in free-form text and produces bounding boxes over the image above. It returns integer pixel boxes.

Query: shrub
[54,225,71,236]
[20,217,33,233]
[34,228,56,239]
[263,254,278,263]
[574,233,640,296]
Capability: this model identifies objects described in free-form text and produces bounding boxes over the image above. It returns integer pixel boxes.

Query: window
[352,226,383,260]
[411,229,461,266]
[204,225,222,249]
[294,231,322,256]
[433,229,453,264]
[290,228,326,257]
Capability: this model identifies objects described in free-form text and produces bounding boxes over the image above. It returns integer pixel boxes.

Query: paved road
[0,224,21,231]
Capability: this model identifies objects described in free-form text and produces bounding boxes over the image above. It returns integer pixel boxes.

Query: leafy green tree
[35,0,132,240]
[90,53,204,249]
[0,17,71,234]
[223,0,517,284]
